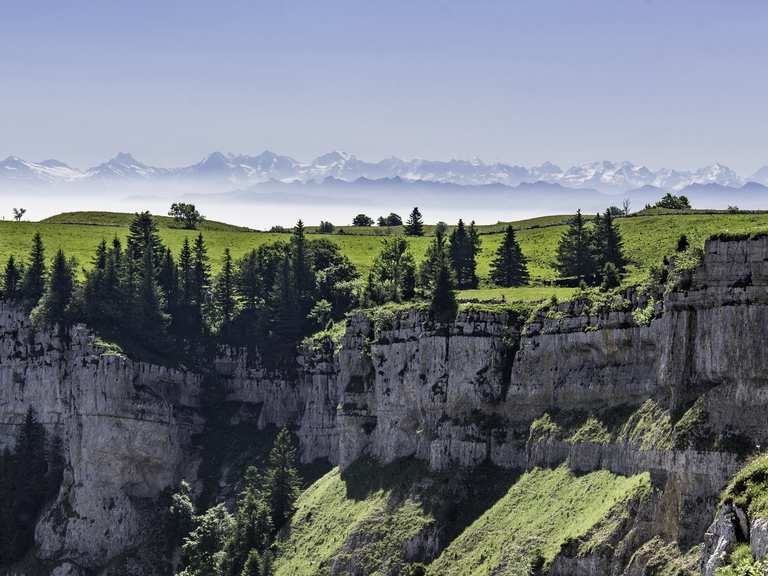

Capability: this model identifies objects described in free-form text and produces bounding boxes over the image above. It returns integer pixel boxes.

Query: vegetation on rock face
[715,543,768,576]
[567,416,612,445]
[427,466,651,576]
[0,407,64,564]
[273,459,438,576]
[176,427,301,576]
[721,453,768,520]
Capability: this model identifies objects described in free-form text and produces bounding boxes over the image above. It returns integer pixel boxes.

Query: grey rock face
[0,303,202,572]
[752,518,768,560]
[700,505,738,576]
[9,236,768,573]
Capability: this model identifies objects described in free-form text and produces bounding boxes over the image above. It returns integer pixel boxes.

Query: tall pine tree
[32,249,75,327]
[214,248,237,330]
[20,232,47,312]
[127,211,164,270]
[2,256,22,302]
[404,207,424,236]
[556,210,597,282]
[264,428,302,532]
[490,226,529,287]
[448,219,479,289]
[593,208,627,275]
[430,256,457,323]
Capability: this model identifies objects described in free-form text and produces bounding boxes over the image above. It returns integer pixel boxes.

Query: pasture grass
[6,210,768,299]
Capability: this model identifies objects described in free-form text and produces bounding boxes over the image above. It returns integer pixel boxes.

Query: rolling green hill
[5,210,768,302]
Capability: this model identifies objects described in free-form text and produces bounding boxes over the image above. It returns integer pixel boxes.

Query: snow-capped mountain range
[1,151,766,193]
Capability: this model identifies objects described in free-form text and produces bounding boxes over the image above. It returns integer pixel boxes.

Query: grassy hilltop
[4,210,768,301]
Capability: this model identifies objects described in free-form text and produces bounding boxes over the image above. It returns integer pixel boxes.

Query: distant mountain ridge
[2,151,768,193]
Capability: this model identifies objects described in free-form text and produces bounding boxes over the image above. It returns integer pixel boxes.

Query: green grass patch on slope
[41,210,252,231]
[426,465,651,576]
[273,459,436,576]
[8,211,768,298]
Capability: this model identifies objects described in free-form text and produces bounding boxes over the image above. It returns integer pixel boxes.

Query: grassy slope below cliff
[5,211,768,300]
[273,461,650,576]
[273,460,438,576]
[427,465,651,575]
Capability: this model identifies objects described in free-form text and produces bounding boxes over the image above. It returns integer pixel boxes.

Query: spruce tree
[33,249,75,327]
[594,208,627,275]
[11,407,47,561]
[448,219,479,289]
[191,233,211,335]
[418,229,447,293]
[490,226,529,287]
[20,232,47,312]
[220,466,273,576]
[127,211,164,269]
[158,248,179,315]
[404,207,424,236]
[2,256,22,302]
[214,248,237,329]
[178,238,194,307]
[556,210,597,282]
[264,428,302,532]
[430,257,458,323]
[601,262,621,290]
[290,220,313,308]
[137,248,168,348]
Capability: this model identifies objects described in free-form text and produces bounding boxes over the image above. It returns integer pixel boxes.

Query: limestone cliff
[6,236,768,574]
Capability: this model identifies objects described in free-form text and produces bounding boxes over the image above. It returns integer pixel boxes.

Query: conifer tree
[178,238,194,310]
[449,219,479,289]
[158,248,179,315]
[418,228,447,293]
[137,248,168,345]
[290,220,313,307]
[10,407,47,561]
[240,550,265,576]
[20,232,47,311]
[556,210,596,282]
[430,256,457,323]
[192,234,211,306]
[490,226,529,287]
[593,208,627,275]
[601,262,621,290]
[127,211,164,269]
[220,466,273,576]
[270,252,301,363]
[33,249,75,327]
[2,256,22,302]
[404,207,424,236]
[214,248,237,329]
[264,428,302,532]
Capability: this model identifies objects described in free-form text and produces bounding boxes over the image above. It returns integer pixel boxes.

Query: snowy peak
[0,151,761,193]
[86,152,167,179]
[0,156,83,183]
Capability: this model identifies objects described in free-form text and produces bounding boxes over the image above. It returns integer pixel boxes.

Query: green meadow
[3,210,768,302]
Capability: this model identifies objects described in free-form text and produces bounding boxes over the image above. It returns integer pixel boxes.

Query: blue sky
[1,0,767,173]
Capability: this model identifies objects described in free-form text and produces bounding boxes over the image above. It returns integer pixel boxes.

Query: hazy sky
[2,0,767,173]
